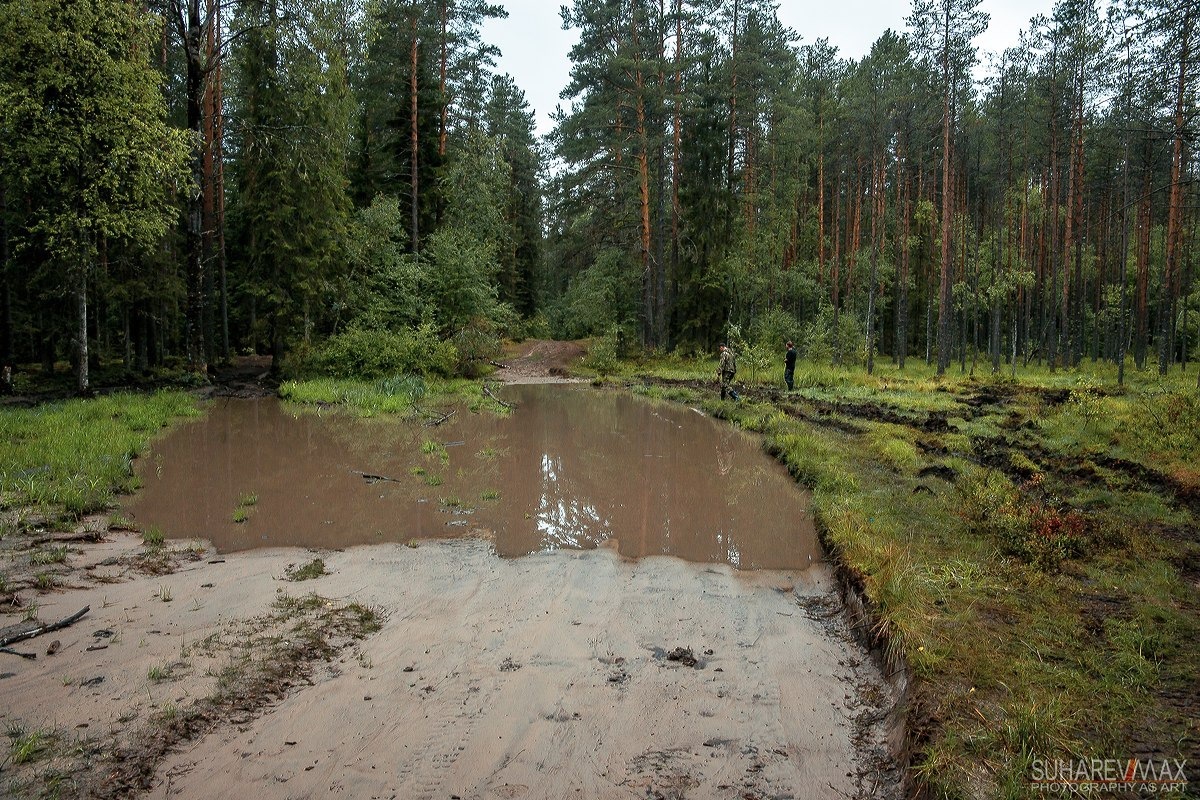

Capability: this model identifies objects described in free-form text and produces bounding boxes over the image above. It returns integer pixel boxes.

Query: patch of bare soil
[0,540,901,800]
[204,355,278,399]
[493,340,588,384]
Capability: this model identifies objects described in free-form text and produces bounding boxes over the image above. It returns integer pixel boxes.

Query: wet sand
[0,538,897,799]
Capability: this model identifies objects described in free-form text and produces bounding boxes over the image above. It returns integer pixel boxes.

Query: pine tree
[908,0,988,375]
[229,0,354,370]
[0,0,190,391]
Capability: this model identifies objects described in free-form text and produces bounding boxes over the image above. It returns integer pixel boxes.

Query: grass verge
[0,392,202,607]
[0,392,200,517]
[279,375,511,418]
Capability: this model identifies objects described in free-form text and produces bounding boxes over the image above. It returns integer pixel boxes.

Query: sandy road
[492,340,588,384]
[0,536,899,798]
[138,541,896,799]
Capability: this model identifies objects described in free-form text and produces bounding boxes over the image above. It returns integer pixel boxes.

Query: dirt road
[493,340,588,383]
[2,538,898,799]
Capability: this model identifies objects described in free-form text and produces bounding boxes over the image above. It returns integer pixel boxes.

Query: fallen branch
[488,360,509,369]
[483,385,514,409]
[0,646,36,660]
[424,409,456,427]
[353,470,402,484]
[0,605,89,649]
[29,530,106,547]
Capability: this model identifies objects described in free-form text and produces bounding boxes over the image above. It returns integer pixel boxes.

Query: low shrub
[451,317,504,378]
[957,471,1087,568]
[294,324,457,379]
[582,328,620,376]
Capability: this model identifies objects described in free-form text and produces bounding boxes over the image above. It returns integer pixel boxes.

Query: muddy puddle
[126,385,820,570]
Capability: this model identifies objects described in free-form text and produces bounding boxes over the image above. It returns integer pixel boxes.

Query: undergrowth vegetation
[285,324,459,380]
[279,375,511,418]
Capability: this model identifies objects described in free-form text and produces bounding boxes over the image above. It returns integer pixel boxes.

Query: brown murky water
[126,385,819,570]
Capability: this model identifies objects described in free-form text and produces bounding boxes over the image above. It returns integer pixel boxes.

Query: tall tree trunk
[866,159,883,375]
[75,266,88,394]
[817,123,825,286]
[1161,3,1192,375]
[184,0,207,375]
[654,0,668,346]
[1065,101,1084,371]
[214,2,229,362]
[202,1,216,363]
[1019,172,1030,365]
[438,0,448,158]
[410,11,421,254]
[0,186,10,367]
[1136,165,1151,369]
[992,196,1003,374]
[848,160,862,305]
[832,170,842,365]
[630,7,655,347]
[898,160,911,369]
[670,0,682,342]
[935,8,953,376]
[725,0,738,198]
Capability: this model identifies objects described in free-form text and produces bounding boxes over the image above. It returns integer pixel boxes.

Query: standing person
[784,341,797,391]
[718,344,739,401]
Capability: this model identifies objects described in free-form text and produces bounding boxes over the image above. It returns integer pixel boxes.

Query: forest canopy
[0,0,1196,389]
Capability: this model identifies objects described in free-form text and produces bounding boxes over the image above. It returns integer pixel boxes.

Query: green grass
[29,546,68,566]
[279,376,511,417]
[6,726,52,766]
[0,391,199,516]
[231,491,258,524]
[622,354,1199,799]
[142,525,165,546]
[284,558,328,582]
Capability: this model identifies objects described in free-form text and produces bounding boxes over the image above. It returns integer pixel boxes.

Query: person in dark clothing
[784,341,796,391]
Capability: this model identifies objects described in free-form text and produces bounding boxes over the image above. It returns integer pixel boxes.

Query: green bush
[295,324,458,379]
[582,327,619,376]
[508,313,552,342]
[749,307,802,351]
[548,248,639,339]
[799,304,866,365]
[451,316,504,378]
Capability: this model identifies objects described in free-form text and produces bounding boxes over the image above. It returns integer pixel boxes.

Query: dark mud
[127,385,821,571]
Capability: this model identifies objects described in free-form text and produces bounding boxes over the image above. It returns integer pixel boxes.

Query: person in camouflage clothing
[718,344,739,401]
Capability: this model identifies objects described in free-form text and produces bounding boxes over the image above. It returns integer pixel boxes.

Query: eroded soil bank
[2,538,900,799]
